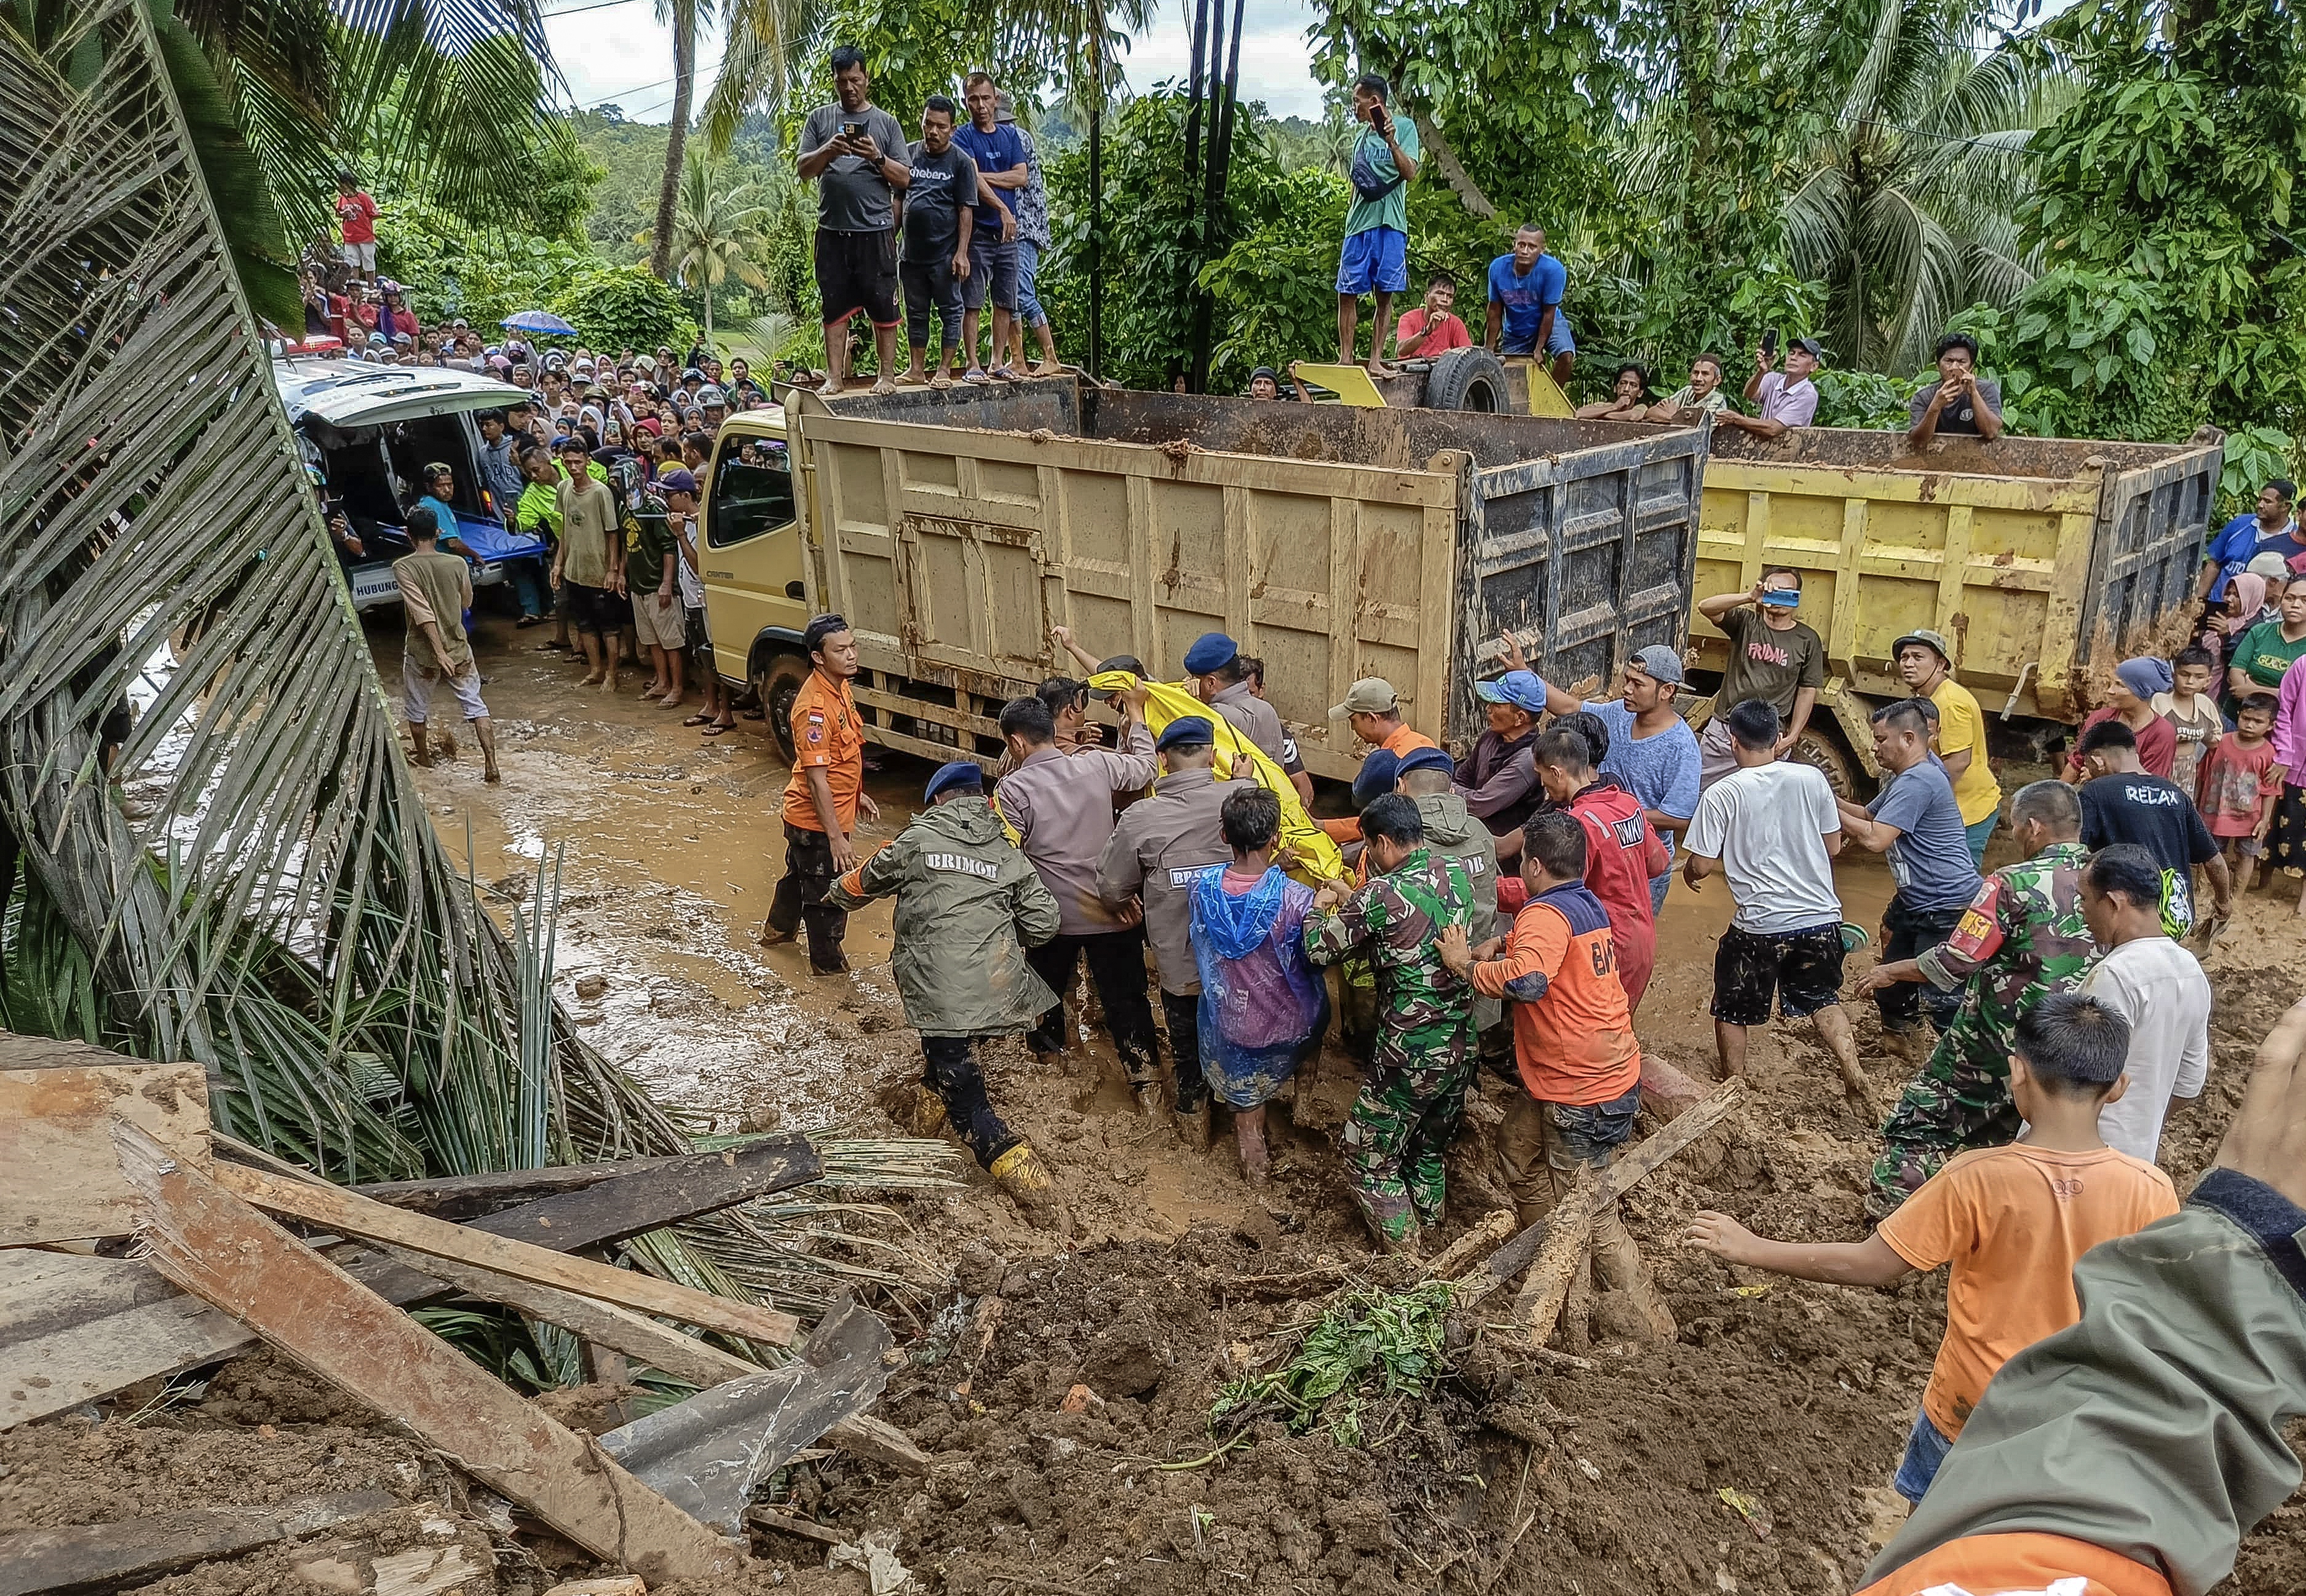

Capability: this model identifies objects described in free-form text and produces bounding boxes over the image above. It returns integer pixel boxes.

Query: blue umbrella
[500,309,577,335]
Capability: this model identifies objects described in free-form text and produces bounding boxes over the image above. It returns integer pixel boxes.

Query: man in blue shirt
[2200,479,2296,602]
[1484,223,1575,387]
[1334,73,1419,381]
[952,72,1029,383]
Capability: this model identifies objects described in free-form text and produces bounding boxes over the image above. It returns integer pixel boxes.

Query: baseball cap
[924,760,983,802]
[2246,551,2291,580]
[682,366,705,382]
[1182,632,1238,676]
[1395,746,1454,781]
[1892,628,1953,663]
[1473,670,1548,713]
[1628,643,1685,686]
[1788,336,1825,360]
[656,467,698,495]
[1155,716,1216,753]
[699,386,726,407]
[1329,678,1401,717]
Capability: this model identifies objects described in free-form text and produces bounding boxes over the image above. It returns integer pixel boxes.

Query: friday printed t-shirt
[1486,253,1566,349]
[781,670,866,834]
[799,102,909,232]
[1876,1142,2176,1438]
[900,141,980,263]
[1869,758,1983,913]
[1713,606,1827,721]
[1344,119,1418,237]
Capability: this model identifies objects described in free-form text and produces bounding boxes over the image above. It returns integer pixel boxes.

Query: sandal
[681,713,713,727]
[515,614,544,628]
[701,722,734,737]
[961,368,990,385]
[990,365,1023,382]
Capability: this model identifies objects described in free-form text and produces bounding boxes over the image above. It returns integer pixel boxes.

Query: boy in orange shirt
[1438,810,1674,1341]
[1689,992,2177,1505]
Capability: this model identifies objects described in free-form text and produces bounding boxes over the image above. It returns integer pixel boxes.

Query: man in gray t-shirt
[796,47,910,398]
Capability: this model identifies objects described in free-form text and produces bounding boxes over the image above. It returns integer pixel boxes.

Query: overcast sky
[540,0,1329,125]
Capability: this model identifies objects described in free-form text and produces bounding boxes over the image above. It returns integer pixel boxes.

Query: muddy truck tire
[757,653,809,764]
[1424,348,1512,413]
[1790,725,1864,802]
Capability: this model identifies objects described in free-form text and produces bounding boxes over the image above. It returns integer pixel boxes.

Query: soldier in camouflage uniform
[1303,794,1476,1250]
[1858,781,2098,1216]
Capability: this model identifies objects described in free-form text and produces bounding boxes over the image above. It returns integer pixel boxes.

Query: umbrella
[500,309,577,335]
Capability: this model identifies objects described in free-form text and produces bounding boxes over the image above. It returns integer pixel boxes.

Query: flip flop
[961,368,991,385]
[681,713,713,727]
[701,722,734,737]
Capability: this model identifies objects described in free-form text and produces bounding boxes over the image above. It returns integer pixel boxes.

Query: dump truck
[1690,425,2225,793]
[697,379,1707,778]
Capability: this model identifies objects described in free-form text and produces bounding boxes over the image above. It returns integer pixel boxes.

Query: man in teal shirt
[1335,72,1419,381]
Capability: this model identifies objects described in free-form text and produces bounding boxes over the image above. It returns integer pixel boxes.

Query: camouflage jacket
[1915,840,2097,1078]
[1304,847,1476,1069]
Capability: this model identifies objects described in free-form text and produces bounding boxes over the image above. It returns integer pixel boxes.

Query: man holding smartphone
[1716,333,1821,440]
[1335,72,1419,381]
[797,47,909,399]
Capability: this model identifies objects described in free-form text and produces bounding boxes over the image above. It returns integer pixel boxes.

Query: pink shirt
[2272,652,2306,772]
[1754,371,1818,427]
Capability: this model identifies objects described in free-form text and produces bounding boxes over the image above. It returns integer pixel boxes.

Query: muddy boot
[1132,1080,1165,1119]
[989,1142,1066,1231]
[408,724,431,768]
[878,1078,948,1139]
[473,717,502,784]
[1175,1099,1213,1151]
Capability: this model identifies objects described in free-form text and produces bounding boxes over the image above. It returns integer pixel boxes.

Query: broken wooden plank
[0,1490,397,1596]
[1456,1082,1739,1310]
[112,1121,748,1586]
[456,1137,817,1250]
[212,1163,801,1348]
[345,1155,707,1219]
[0,1038,210,1244]
[747,1506,847,1546]
[598,1296,894,1532]
[1511,1169,1596,1350]
[1420,1209,1517,1282]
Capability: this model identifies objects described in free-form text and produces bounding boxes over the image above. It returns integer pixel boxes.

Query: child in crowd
[2198,695,2284,888]
[1688,994,2177,1505]
[2155,645,2223,793]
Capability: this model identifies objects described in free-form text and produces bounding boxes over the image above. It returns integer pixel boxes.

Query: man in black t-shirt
[2075,719,2230,933]
[894,97,978,387]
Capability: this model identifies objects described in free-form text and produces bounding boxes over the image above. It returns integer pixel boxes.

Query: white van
[272,359,550,611]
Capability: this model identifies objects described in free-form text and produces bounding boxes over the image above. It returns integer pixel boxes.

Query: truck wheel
[1424,348,1511,413]
[757,652,809,765]
[1790,728,1862,802]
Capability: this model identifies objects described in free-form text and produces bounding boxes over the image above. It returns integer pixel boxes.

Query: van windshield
[707,440,796,548]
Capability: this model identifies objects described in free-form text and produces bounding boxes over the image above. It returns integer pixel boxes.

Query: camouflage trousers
[1342,1037,1475,1246]
[1867,1037,2023,1218]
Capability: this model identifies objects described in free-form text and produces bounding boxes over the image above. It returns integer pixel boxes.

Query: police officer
[1095,716,1260,1145]
[829,760,1065,1222]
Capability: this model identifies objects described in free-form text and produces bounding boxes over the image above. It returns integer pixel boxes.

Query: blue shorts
[1336,226,1408,296]
[1501,310,1575,357]
[1892,1410,1954,1504]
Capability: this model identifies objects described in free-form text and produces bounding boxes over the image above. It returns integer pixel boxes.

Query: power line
[541,0,650,17]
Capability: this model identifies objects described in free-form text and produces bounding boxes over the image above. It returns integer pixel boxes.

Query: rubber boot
[1132,1081,1165,1119]
[409,722,432,768]
[1175,1100,1213,1152]
[989,1142,1066,1231]
[877,1078,948,1139]
[473,716,502,784]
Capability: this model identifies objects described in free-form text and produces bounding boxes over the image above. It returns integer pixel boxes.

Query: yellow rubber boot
[989,1142,1067,1232]
[876,1078,948,1139]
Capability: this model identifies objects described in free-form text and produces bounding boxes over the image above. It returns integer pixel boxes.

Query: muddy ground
[9,607,2305,1594]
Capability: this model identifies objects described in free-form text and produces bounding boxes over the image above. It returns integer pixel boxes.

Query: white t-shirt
[2084,936,2211,1163]
[1682,760,1844,934]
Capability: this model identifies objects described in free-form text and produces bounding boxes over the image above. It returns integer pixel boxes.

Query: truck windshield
[707,443,796,548]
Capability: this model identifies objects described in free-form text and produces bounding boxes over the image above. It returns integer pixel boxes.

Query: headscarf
[2115,657,2173,701]
[2226,572,2268,634]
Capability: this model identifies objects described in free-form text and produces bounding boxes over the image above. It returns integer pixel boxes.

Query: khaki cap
[1329,678,1402,717]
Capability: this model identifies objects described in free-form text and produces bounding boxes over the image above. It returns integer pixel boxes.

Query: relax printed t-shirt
[950,122,1027,239]
[2078,773,2220,927]
[1869,758,1983,913]
[799,103,909,232]
[1876,1142,2176,1438]
[781,670,866,834]
[1928,677,2002,826]
[900,141,980,263]
[1344,119,1418,237]
[1713,606,1827,721]
[1486,254,1566,349]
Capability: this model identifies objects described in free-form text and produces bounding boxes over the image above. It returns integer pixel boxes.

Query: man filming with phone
[798,47,910,400]
[1334,72,1419,382]
[1716,333,1821,441]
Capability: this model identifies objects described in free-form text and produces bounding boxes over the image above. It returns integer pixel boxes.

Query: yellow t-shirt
[1930,677,2002,826]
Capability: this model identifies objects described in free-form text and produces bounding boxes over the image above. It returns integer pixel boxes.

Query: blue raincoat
[1188,866,1328,1108]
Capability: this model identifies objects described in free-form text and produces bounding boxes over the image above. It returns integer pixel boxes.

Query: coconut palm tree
[636,149,772,343]
[1778,0,2072,371]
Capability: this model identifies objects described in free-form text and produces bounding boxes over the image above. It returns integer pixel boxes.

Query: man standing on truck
[953,73,1029,384]
[1716,337,1821,441]
[1904,332,2004,449]
[796,47,910,399]
[1335,73,1419,382]
[764,614,882,974]
[893,95,977,387]
[994,690,1167,1115]
[1894,628,2003,864]
[1483,224,1574,387]
[1692,569,1828,788]
[1837,699,1986,1051]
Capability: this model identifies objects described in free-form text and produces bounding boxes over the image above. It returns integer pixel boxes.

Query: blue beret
[1155,715,1216,753]
[924,760,983,802]
[1395,746,1456,781]
[1350,749,1401,809]
[1182,632,1238,676]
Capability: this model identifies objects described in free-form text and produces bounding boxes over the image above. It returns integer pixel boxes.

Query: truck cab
[697,406,812,754]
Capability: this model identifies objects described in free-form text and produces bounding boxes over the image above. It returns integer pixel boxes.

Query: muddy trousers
[767,821,849,972]
[1024,928,1158,1086]
[1868,1043,2021,1219]
[1875,896,1966,1036]
[921,1035,1022,1170]
[1342,1051,1474,1245]
[1495,1089,1646,1295]
[1159,990,1211,1114]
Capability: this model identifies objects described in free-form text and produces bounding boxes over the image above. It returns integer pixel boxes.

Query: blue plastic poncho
[1188,866,1329,1108]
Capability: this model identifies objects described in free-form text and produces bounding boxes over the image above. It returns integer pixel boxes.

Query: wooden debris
[211,1162,801,1348]
[597,1297,893,1533]
[748,1506,847,1546]
[1421,1208,1517,1282]
[540,1580,648,1596]
[111,1122,748,1586]
[350,1158,700,1218]
[1511,1169,1596,1350]
[453,1136,817,1250]
[0,1490,395,1596]
[1456,1083,1739,1311]
[0,1035,210,1244]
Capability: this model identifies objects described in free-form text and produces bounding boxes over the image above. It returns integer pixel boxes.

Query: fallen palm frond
[0,0,949,1365]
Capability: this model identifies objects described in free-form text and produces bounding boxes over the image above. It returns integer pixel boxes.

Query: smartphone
[842,119,866,141]
[1761,328,1779,361]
